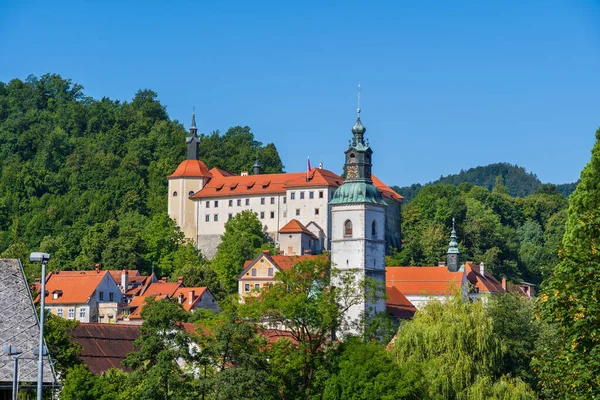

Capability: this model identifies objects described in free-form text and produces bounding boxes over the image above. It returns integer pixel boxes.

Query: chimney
[262,249,270,254]
[319,162,323,169]
[479,262,485,277]
[161,277,167,283]
[253,159,261,175]
[502,277,507,291]
[438,261,446,267]
[241,171,249,176]
[178,293,184,304]
[95,264,100,273]
[121,270,128,293]
[304,249,312,255]
[178,276,184,284]
[188,290,195,305]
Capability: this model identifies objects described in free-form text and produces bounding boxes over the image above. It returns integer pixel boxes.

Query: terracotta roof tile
[209,167,237,177]
[38,272,110,304]
[141,281,182,297]
[278,219,318,238]
[371,175,403,202]
[269,255,322,270]
[385,285,417,320]
[385,266,465,295]
[171,287,208,311]
[464,262,505,294]
[168,160,212,179]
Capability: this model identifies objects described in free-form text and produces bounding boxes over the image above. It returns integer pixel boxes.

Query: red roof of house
[168,159,212,179]
[278,219,318,238]
[71,323,141,374]
[37,271,110,304]
[385,266,465,295]
[141,281,182,297]
[172,287,209,311]
[371,175,403,202]
[127,294,170,319]
[209,167,237,177]
[464,262,505,294]
[385,285,417,320]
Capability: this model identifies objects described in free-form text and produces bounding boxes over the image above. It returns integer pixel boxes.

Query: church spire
[447,218,460,272]
[351,84,366,145]
[186,110,200,160]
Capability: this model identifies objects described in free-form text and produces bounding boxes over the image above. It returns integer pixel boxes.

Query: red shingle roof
[38,271,110,304]
[171,287,208,311]
[278,219,318,238]
[385,285,417,320]
[168,159,212,179]
[141,281,182,297]
[385,266,465,295]
[464,262,505,294]
[209,167,237,177]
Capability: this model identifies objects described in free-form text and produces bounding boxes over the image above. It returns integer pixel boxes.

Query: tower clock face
[347,165,358,179]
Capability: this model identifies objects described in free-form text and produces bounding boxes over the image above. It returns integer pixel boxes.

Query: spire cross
[357,83,361,116]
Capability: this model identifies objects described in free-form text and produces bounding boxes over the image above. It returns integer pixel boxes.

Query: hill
[392,163,578,202]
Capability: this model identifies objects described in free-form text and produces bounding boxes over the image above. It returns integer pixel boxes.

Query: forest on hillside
[393,163,578,201]
[0,74,283,280]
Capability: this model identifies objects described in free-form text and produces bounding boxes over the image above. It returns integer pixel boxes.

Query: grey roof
[0,259,56,385]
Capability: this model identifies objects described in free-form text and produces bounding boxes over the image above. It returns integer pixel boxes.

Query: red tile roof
[71,323,140,374]
[38,271,110,304]
[385,285,417,320]
[371,175,403,202]
[385,266,465,295]
[171,287,209,311]
[278,219,318,238]
[269,255,321,270]
[209,167,237,177]
[141,281,182,297]
[464,262,505,294]
[127,294,169,319]
[167,159,212,179]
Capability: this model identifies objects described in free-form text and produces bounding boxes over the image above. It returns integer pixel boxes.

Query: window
[290,192,296,200]
[214,201,219,207]
[172,191,178,197]
[229,199,233,207]
[245,199,250,206]
[255,283,260,290]
[270,211,275,219]
[296,209,300,216]
[79,308,86,319]
[99,291,104,301]
[57,308,63,318]
[315,208,319,215]
[283,197,287,204]
[68,308,75,319]
[319,191,324,199]
[214,214,219,221]
[268,268,274,276]
[206,201,210,208]
[261,198,265,205]
[245,284,250,292]
[188,191,194,196]
[205,214,210,222]
[237,199,242,206]
[283,211,287,218]
[372,220,378,238]
[228,213,233,220]
[309,191,314,199]
[300,192,305,199]
[109,292,114,301]
[344,220,353,237]
[270,197,275,204]
[252,268,257,277]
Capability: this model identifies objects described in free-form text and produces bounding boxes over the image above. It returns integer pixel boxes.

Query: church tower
[330,88,387,335]
[167,112,212,242]
[447,218,460,272]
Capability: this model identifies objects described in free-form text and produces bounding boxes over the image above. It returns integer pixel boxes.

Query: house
[278,219,321,256]
[167,112,402,259]
[464,261,507,299]
[36,270,125,323]
[0,259,57,396]
[237,251,321,302]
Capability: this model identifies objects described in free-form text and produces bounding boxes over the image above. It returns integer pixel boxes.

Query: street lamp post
[2,345,22,400]
[30,252,50,400]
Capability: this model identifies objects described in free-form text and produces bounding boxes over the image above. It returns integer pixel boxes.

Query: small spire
[357,83,361,117]
[448,218,459,250]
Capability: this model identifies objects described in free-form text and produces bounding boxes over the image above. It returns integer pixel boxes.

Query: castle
[167,108,402,259]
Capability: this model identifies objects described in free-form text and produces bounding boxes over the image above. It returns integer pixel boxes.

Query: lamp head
[30,252,50,263]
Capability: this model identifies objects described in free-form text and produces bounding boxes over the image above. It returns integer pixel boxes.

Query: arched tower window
[372,220,377,238]
[344,220,353,237]
[172,191,178,197]
[188,191,194,196]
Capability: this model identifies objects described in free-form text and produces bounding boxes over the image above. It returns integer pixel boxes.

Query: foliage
[393,162,576,201]
[536,127,600,398]
[0,74,283,280]
[43,312,82,377]
[211,210,270,293]
[392,295,536,399]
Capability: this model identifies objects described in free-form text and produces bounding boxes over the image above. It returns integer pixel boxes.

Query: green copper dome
[330,182,387,205]
[352,117,366,136]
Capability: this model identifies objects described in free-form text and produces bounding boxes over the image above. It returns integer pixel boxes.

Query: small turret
[253,158,261,175]
[186,112,200,160]
[447,218,460,272]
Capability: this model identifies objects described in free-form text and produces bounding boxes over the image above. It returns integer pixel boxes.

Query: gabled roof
[371,175,403,203]
[385,285,417,320]
[38,271,112,304]
[70,323,141,374]
[168,159,212,179]
[209,167,237,177]
[279,219,318,239]
[141,281,182,297]
[385,266,465,295]
[172,287,209,311]
[239,252,322,278]
[127,295,170,320]
[0,259,57,385]
[464,262,505,294]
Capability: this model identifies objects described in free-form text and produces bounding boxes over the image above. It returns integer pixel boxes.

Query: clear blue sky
[2,0,599,187]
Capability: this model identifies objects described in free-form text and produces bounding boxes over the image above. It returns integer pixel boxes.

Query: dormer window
[344,220,353,237]
[52,290,62,300]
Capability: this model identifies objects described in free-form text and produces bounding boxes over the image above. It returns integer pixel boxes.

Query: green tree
[537,127,600,398]
[44,313,83,377]
[211,211,267,293]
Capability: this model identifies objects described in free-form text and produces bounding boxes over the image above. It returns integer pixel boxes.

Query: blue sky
[1,0,599,187]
